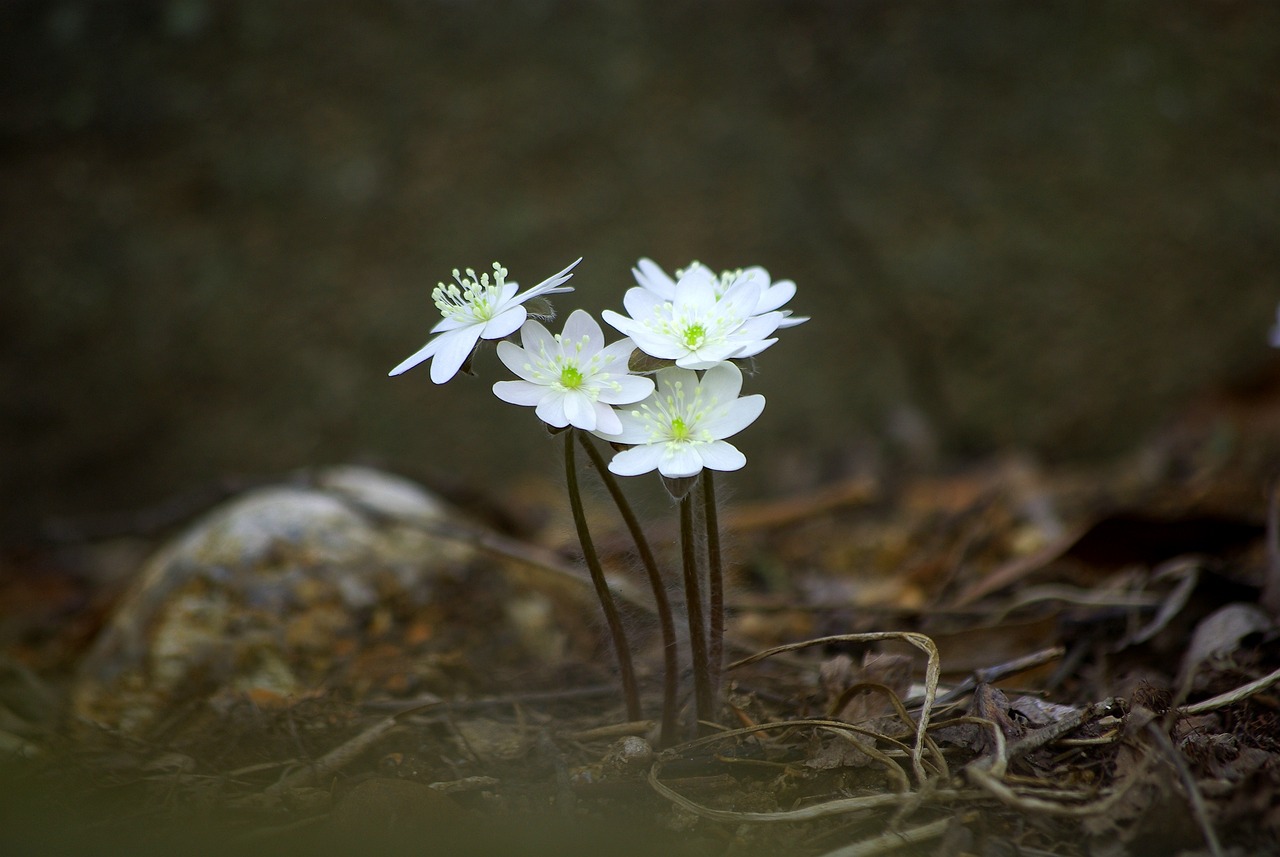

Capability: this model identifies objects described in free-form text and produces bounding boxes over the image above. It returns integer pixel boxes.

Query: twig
[361,682,620,713]
[1145,720,1225,857]
[912,646,1065,707]
[727,632,941,785]
[814,813,969,857]
[260,714,402,798]
[1001,698,1119,763]
[1178,665,1280,715]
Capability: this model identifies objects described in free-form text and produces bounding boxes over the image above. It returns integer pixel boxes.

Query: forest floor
[3,370,1280,857]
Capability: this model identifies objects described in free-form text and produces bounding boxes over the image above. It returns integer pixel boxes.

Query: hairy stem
[578,432,679,747]
[702,470,724,707]
[565,430,641,721]
[681,492,713,727]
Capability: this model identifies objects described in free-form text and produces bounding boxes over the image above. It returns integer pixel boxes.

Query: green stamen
[559,365,584,389]
[682,323,707,349]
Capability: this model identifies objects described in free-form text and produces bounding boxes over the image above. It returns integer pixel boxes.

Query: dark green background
[3,1,1277,539]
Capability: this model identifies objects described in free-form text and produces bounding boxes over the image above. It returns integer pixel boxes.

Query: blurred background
[2,0,1277,541]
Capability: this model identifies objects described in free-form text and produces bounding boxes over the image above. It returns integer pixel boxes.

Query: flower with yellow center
[389,258,579,384]
[596,362,765,478]
[631,258,809,329]
[492,310,654,434]
[602,265,784,370]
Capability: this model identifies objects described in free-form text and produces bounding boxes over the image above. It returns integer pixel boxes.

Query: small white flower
[632,258,809,329]
[602,265,783,370]
[389,258,580,384]
[492,310,655,434]
[597,362,765,479]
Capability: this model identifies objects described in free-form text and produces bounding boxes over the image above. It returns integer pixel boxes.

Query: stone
[71,466,567,736]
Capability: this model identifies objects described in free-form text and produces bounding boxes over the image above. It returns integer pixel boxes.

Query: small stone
[603,735,654,773]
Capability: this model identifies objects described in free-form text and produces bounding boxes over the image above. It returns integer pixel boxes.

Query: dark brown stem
[702,470,724,707]
[578,433,679,747]
[565,430,641,721]
[681,492,713,727]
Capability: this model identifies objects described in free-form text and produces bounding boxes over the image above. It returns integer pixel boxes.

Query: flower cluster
[389,254,805,738]
[389,256,805,479]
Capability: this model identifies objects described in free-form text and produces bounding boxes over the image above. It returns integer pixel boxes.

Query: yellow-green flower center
[559,365,585,389]
[682,323,707,349]
[669,416,691,441]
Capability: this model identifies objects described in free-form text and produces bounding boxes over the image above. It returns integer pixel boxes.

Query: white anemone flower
[597,362,765,479]
[389,258,580,384]
[631,258,809,329]
[602,265,783,370]
[492,310,655,434]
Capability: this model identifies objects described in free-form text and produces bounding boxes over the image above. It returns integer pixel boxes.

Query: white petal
[593,402,622,436]
[535,392,570,428]
[695,441,746,472]
[654,367,698,398]
[561,309,604,355]
[601,309,640,338]
[521,257,581,298]
[673,270,718,312]
[498,281,519,304]
[776,313,810,328]
[732,311,783,341]
[561,392,596,430]
[596,337,638,368]
[627,329,687,360]
[428,326,484,384]
[430,316,469,333]
[621,287,663,321]
[481,305,527,340]
[495,340,538,381]
[700,394,765,440]
[609,444,665,476]
[492,380,546,407]
[519,318,558,358]
[659,444,703,478]
[730,337,777,359]
[698,362,744,402]
[388,335,445,377]
[600,405,655,444]
[716,280,763,323]
[756,279,796,314]
[598,373,655,405]
[677,345,741,369]
[633,258,676,299]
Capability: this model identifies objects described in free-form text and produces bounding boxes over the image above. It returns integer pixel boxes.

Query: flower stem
[578,432,679,747]
[702,470,724,707]
[564,430,642,722]
[680,493,714,728]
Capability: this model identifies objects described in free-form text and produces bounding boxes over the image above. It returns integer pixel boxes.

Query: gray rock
[71,466,563,736]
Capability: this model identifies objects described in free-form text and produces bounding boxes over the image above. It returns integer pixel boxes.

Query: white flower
[492,310,655,434]
[632,258,809,329]
[602,265,783,370]
[389,258,580,384]
[597,362,765,479]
